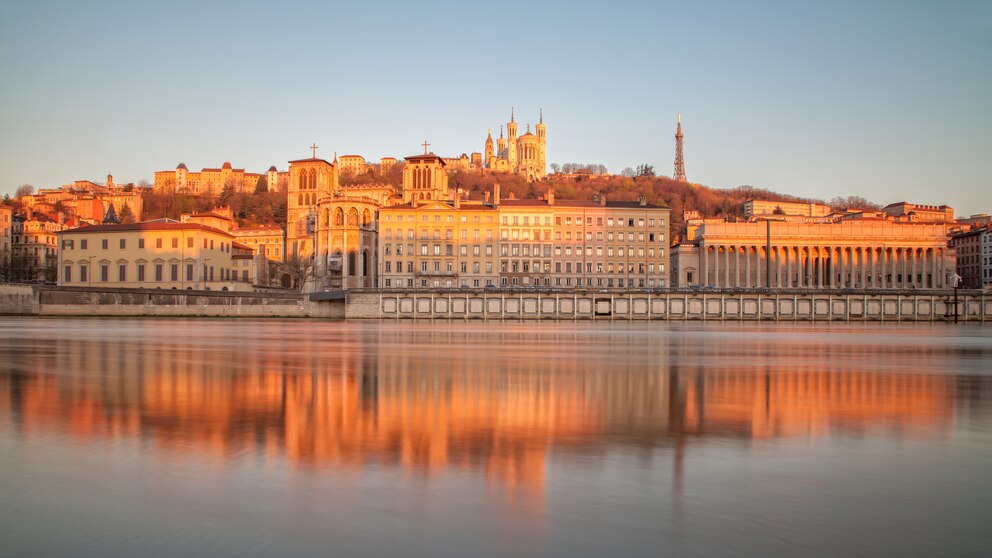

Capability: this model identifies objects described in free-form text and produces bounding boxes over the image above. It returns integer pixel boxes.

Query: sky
[0,0,989,213]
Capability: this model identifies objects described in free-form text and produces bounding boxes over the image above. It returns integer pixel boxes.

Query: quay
[2,284,989,322]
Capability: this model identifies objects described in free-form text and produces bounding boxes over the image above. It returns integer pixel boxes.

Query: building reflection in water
[1,321,985,497]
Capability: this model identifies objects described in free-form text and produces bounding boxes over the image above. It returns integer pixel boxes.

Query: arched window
[347,208,359,226]
[362,250,369,277]
[334,207,344,226]
[348,251,356,276]
[362,209,372,226]
[298,193,303,205]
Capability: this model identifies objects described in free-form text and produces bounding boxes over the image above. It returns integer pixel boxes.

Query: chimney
[484,190,491,204]
[547,187,555,206]
[493,184,500,205]
[638,193,647,207]
[599,192,607,206]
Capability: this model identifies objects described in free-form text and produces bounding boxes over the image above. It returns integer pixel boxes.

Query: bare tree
[15,184,34,198]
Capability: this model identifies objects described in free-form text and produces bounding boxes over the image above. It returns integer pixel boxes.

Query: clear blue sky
[1,0,989,213]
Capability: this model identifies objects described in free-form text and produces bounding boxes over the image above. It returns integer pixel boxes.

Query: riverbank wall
[3,285,989,322]
[346,289,991,322]
[0,285,342,318]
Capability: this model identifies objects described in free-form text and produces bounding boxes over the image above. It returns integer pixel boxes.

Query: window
[155,264,163,282]
[138,265,145,282]
[80,266,88,282]
[170,264,178,281]
[100,264,109,282]
[64,266,71,282]
[120,239,126,249]
[172,238,179,248]
[188,237,194,248]
[118,264,126,281]
[186,264,193,281]
[156,238,163,249]
[139,238,145,249]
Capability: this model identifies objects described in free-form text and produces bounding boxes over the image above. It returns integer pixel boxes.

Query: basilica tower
[484,129,495,167]
[535,109,547,177]
[506,108,518,172]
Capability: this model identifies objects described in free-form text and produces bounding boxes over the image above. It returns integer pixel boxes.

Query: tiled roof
[61,221,234,237]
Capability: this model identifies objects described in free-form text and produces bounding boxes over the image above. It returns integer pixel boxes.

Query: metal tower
[673,113,687,182]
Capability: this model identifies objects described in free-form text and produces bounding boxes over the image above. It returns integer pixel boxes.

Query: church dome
[177,163,188,170]
[518,132,538,142]
[222,161,232,170]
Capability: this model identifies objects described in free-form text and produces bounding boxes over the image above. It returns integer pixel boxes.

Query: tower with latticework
[674,113,686,182]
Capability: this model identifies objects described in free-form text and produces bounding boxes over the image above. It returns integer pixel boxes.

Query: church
[483,109,547,181]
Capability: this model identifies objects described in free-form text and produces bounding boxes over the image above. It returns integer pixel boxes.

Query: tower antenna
[673,114,687,182]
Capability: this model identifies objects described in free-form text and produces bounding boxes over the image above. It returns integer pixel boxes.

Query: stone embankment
[0,285,342,318]
[3,285,989,322]
[346,288,991,322]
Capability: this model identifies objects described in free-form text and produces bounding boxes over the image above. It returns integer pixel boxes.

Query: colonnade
[698,244,951,289]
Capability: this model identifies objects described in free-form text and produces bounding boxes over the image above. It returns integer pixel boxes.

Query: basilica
[483,109,547,181]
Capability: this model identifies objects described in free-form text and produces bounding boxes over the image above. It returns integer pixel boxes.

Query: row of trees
[550,163,609,175]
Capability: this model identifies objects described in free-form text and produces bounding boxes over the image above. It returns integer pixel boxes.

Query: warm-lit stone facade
[154,162,285,195]
[379,198,499,289]
[58,220,257,290]
[0,205,11,271]
[949,226,990,289]
[742,199,833,219]
[378,191,670,289]
[11,213,68,282]
[673,220,955,289]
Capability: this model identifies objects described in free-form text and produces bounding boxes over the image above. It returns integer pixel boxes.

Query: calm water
[1,318,991,558]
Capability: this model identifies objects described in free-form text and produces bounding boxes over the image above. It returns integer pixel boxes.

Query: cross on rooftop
[422,140,430,154]
[310,143,318,158]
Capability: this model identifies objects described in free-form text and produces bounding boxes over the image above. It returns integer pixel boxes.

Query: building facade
[949,226,987,289]
[11,213,68,282]
[0,204,11,276]
[378,189,671,290]
[742,199,833,219]
[154,162,277,195]
[672,219,955,289]
[882,202,954,223]
[58,220,256,290]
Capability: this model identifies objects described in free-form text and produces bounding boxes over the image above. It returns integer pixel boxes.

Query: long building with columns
[673,219,955,289]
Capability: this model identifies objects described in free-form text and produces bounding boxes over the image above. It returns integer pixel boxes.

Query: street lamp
[951,273,962,323]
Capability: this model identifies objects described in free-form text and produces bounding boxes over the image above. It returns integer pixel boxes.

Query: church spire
[539,108,543,124]
[511,106,515,122]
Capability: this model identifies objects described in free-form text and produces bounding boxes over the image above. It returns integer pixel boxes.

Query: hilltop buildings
[153,161,288,195]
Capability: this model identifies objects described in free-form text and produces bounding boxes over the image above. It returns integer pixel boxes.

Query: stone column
[713,245,721,287]
[838,247,846,288]
[930,248,937,288]
[724,245,730,288]
[938,248,945,288]
[911,247,917,288]
[699,243,710,287]
[734,246,741,287]
[785,246,792,288]
[745,246,751,288]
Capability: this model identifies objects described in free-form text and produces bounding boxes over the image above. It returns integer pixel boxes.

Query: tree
[15,184,34,198]
[621,167,635,177]
[635,164,655,177]
[277,252,315,292]
[118,203,136,224]
[550,163,561,174]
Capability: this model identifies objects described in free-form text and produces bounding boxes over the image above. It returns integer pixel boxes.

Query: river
[1,318,990,557]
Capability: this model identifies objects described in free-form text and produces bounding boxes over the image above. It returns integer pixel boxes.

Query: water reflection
[3,319,990,497]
